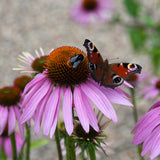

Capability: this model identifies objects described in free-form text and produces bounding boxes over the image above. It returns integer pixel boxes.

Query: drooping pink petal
[123,81,134,88]
[100,87,133,107]
[131,107,160,133]
[81,81,117,122]
[22,73,46,96]
[141,125,160,156]
[63,86,73,136]
[114,87,131,99]
[34,84,53,135]
[15,132,24,155]
[150,77,159,85]
[143,89,159,99]
[8,107,16,135]
[43,86,60,136]
[150,132,160,159]
[149,100,160,111]
[133,112,160,144]
[142,86,155,94]
[80,90,99,132]
[4,137,12,158]
[20,80,51,123]
[14,107,24,138]
[0,106,8,135]
[74,86,90,133]
[50,87,63,138]
[22,77,46,107]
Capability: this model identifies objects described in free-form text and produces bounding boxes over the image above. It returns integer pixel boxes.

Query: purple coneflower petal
[149,100,160,111]
[15,132,24,154]
[21,80,51,123]
[50,87,63,138]
[43,86,60,136]
[22,73,46,96]
[14,107,24,137]
[63,87,73,136]
[150,77,159,85]
[101,87,133,107]
[81,90,99,132]
[123,81,133,88]
[141,125,160,156]
[131,107,160,133]
[143,89,159,99]
[0,106,8,135]
[142,86,155,93]
[114,87,131,99]
[34,85,53,135]
[81,82,117,122]
[74,86,90,133]
[4,137,12,158]
[150,133,160,159]
[132,108,160,144]
[8,107,16,135]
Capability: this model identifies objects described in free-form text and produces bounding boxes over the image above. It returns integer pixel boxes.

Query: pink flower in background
[13,48,50,74]
[132,100,160,160]
[0,132,24,158]
[0,86,24,137]
[142,77,160,99]
[71,0,113,24]
[20,46,132,139]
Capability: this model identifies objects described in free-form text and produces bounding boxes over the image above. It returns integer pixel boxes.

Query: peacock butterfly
[83,39,142,89]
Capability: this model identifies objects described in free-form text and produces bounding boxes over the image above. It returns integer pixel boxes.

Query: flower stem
[130,88,144,160]
[65,134,76,160]
[55,127,63,160]
[25,124,31,160]
[10,132,17,160]
[88,145,96,160]
[130,88,138,123]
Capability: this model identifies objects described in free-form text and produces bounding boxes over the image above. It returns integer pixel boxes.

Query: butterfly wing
[83,39,104,82]
[100,62,124,88]
[110,63,142,80]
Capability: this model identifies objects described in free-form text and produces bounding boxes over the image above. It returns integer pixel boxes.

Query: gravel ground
[0,0,158,160]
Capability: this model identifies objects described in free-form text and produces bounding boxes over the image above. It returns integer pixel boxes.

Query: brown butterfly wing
[83,39,104,83]
[110,63,142,80]
[100,63,124,88]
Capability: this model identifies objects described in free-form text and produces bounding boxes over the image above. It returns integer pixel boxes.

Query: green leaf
[141,14,155,27]
[127,26,147,50]
[31,139,49,149]
[123,0,140,17]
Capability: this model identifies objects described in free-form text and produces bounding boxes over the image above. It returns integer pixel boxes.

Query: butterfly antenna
[109,57,119,62]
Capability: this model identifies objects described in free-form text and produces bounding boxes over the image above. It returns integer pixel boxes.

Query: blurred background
[0,0,160,159]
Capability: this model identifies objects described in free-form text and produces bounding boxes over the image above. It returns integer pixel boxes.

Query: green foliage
[127,26,147,50]
[31,139,49,149]
[0,148,7,160]
[123,0,141,17]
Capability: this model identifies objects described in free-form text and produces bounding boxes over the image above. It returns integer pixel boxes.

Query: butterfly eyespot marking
[89,63,97,72]
[89,42,94,50]
[112,74,123,84]
[128,63,137,71]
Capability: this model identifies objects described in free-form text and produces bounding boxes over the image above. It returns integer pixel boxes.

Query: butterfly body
[83,39,142,88]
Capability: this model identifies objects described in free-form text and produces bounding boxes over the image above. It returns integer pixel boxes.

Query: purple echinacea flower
[71,0,113,24]
[142,77,160,99]
[0,130,24,159]
[132,100,160,160]
[20,45,133,139]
